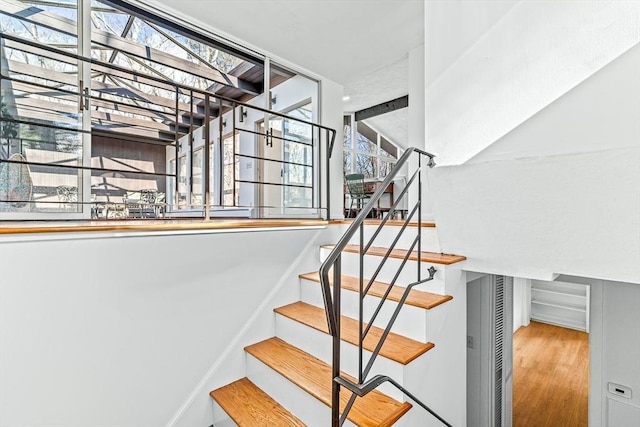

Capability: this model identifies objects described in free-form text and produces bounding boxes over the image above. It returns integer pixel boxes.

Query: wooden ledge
[331,219,436,228]
[0,219,328,236]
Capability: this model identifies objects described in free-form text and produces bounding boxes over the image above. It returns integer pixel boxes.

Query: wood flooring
[513,321,589,427]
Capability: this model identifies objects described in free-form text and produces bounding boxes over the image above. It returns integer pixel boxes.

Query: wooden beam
[91,78,191,112]
[11,86,174,124]
[1,0,260,95]
[11,94,180,137]
[354,95,409,122]
[6,59,78,86]
[101,0,263,67]
[2,37,77,66]
[7,70,207,125]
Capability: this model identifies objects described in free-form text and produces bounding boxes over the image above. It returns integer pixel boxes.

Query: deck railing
[0,33,336,220]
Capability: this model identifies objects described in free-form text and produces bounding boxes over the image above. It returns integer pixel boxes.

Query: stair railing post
[331,255,342,427]
[358,221,365,383]
[204,93,211,220]
[417,154,422,281]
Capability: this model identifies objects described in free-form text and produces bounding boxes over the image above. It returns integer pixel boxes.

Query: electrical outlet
[467,335,474,349]
[608,382,632,399]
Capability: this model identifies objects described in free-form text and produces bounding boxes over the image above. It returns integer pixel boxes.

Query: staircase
[209,221,466,426]
[209,148,467,426]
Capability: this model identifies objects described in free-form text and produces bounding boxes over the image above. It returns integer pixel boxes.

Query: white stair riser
[212,402,237,427]
[275,314,405,400]
[335,225,441,254]
[246,353,357,427]
[320,248,447,294]
[300,279,428,342]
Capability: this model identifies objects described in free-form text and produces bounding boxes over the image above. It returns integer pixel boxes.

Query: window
[343,115,400,180]
[177,155,187,209]
[191,148,203,206]
[0,0,324,220]
[222,132,239,206]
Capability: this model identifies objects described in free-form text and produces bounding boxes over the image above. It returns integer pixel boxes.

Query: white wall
[466,275,493,427]
[470,43,640,163]
[431,145,640,284]
[512,277,530,332]
[597,280,640,426]
[429,42,640,284]
[408,43,435,219]
[425,0,517,85]
[0,227,329,427]
[425,0,640,165]
[319,78,345,220]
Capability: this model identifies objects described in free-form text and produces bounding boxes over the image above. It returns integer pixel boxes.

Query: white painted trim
[589,280,605,427]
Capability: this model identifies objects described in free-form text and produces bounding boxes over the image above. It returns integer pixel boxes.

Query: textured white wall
[431,145,640,284]
[470,43,640,163]
[0,227,327,427]
[425,0,640,165]
[429,39,640,284]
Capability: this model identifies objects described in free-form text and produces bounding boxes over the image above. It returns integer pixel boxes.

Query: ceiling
[151,0,424,145]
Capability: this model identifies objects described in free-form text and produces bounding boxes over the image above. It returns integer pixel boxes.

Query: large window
[343,115,399,180]
[1,0,326,220]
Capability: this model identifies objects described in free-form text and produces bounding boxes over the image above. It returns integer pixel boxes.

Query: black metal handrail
[0,32,337,220]
[318,147,453,426]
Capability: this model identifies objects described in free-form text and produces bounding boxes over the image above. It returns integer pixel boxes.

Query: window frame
[343,114,401,181]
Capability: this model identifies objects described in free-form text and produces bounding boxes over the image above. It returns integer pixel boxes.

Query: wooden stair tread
[300,271,453,310]
[210,378,305,427]
[245,337,412,427]
[275,302,434,364]
[323,244,466,265]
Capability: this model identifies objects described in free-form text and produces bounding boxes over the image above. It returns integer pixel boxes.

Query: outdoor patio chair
[56,185,78,210]
[345,173,371,218]
[124,189,158,218]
